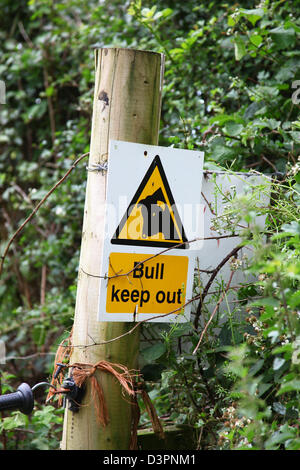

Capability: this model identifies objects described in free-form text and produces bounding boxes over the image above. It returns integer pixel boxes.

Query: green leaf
[234,36,246,61]
[1,412,27,431]
[285,439,300,450]
[281,221,300,235]
[224,120,244,136]
[30,438,50,450]
[277,379,300,395]
[210,144,235,161]
[288,291,300,308]
[265,424,295,449]
[141,6,156,20]
[249,358,265,376]
[22,101,47,123]
[284,20,300,34]
[272,343,292,355]
[141,342,167,362]
[250,297,279,308]
[258,382,272,397]
[240,8,264,26]
[169,323,191,338]
[45,85,54,97]
[270,27,296,49]
[250,34,263,47]
[228,14,239,27]
[161,8,173,18]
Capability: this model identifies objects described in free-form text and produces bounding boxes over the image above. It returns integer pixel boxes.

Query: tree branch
[194,243,243,329]
[193,270,235,354]
[0,152,89,277]
[81,234,240,281]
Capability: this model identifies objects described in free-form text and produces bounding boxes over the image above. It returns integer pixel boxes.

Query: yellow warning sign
[106,252,189,315]
[111,155,188,249]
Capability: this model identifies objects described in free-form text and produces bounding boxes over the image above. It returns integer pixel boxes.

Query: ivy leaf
[277,379,300,395]
[265,424,295,449]
[270,27,296,49]
[1,412,27,431]
[228,14,239,27]
[249,358,265,376]
[251,297,280,308]
[250,34,263,47]
[240,8,264,26]
[224,120,244,136]
[288,291,300,308]
[281,221,300,235]
[258,382,272,397]
[141,342,167,362]
[284,20,300,33]
[234,36,246,61]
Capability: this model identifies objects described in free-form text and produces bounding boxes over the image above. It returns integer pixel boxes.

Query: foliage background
[0,0,299,450]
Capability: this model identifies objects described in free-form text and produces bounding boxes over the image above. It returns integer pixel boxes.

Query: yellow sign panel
[106,252,189,315]
[111,155,188,249]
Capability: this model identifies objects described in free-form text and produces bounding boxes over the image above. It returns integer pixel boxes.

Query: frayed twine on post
[69,360,136,427]
[141,388,165,440]
[129,381,165,450]
[47,332,165,449]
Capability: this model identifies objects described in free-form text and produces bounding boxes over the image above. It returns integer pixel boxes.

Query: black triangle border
[111,155,188,249]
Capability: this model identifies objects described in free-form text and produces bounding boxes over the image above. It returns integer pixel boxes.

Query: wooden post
[61,48,164,450]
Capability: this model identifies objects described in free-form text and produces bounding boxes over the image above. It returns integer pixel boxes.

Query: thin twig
[261,155,277,173]
[81,234,240,281]
[59,259,242,351]
[201,191,216,216]
[43,52,56,152]
[40,265,47,307]
[194,244,243,329]
[61,297,199,350]
[192,270,235,355]
[18,21,34,48]
[0,152,89,277]
[5,352,55,361]
[73,242,245,349]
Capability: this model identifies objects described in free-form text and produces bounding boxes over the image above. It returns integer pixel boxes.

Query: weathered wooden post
[61,48,164,450]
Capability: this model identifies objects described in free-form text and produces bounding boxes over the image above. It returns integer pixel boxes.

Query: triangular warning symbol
[111,155,188,249]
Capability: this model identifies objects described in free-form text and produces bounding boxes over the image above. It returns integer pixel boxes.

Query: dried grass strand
[69,360,136,426]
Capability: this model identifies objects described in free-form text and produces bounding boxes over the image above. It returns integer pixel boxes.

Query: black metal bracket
[62,376,86,413]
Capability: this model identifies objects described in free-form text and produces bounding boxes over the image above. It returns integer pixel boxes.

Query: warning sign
[106,252,188,314]
[111,155,188,249]
[98,140,204,323]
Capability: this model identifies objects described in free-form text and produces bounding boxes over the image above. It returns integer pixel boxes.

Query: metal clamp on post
[62,375,86,413]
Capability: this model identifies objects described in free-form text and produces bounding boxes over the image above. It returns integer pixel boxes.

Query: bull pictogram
[111,155,188,248]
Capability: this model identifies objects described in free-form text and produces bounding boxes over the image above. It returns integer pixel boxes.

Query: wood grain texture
[61,48,164,450]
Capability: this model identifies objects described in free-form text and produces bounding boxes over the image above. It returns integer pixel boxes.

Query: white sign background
[98,140,204,322]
